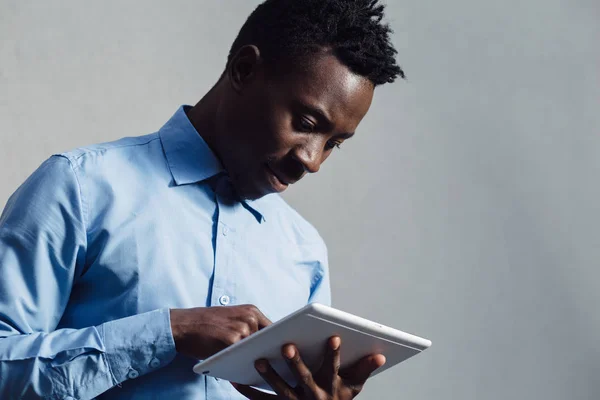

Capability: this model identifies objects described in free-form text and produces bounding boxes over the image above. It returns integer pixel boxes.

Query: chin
[229,166,279,200]
[230,177,270,201]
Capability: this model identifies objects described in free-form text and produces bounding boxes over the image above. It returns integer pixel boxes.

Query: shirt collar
[159,106,223,185]
[159,106,265,222]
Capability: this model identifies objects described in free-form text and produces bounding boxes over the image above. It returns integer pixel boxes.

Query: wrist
[169,308,184,350]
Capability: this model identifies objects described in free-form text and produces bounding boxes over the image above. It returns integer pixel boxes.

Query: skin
[170,44,385,399]
[186,45,374,200]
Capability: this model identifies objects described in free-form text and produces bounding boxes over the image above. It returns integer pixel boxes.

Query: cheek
[269,130,299,160]
[263,112,296,154]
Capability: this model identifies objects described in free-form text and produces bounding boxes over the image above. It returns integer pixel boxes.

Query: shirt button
[219,295,230,305]
[222,226,229,236]
[149,357,160,368]
[127,369,140,379]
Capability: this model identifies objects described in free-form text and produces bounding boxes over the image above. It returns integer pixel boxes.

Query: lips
[267,165,290,185]
[264,164,289,193]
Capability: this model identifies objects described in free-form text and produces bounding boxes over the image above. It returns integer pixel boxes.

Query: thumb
[341,354,386,385]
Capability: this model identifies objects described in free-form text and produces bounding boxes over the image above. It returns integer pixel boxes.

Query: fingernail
[331,336,341,350]
[255,360,267,373]
[284,345,295,359]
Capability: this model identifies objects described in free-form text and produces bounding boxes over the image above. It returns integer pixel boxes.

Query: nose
[292,139,323,174]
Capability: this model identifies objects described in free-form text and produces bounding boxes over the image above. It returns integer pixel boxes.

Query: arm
[0,156,176,400]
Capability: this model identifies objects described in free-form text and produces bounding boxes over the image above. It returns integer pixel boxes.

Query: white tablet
[192,303,431,389]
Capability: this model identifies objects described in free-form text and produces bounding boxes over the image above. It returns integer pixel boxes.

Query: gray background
[1,0,599,398]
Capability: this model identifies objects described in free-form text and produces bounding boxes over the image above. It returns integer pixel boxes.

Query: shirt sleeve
[0,155,176,400]
[307,238,332,307]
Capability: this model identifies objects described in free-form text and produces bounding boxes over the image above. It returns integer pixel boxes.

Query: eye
[296,116,315,133]
[325,140,342,150]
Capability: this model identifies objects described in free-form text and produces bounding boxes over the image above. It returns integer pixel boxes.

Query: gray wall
[1,1,598,398]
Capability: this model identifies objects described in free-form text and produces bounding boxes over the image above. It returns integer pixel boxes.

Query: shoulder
[57,133,161,170]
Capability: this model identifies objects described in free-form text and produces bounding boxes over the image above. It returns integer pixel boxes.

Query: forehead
[269,52,374,130]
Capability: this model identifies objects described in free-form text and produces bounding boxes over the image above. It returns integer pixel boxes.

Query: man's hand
[170,304,271,360]
[232,336,385,399]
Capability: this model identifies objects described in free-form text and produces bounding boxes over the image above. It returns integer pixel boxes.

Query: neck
[186,80,223,160]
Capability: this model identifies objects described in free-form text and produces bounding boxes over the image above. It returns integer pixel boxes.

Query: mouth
[264,164,289,193]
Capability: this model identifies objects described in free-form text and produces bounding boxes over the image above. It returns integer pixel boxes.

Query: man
[0,0,403,398]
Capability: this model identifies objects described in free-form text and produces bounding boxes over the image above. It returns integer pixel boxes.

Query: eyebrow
[294,101,355,139]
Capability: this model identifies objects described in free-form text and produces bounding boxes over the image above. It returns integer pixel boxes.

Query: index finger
[253,307,272,329]
[241,305,272,331]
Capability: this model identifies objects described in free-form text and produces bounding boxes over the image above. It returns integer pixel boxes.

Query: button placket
[210,176,239,308]
[219,295,230,305]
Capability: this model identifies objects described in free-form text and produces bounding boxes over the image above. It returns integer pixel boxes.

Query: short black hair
[227,0,404,86]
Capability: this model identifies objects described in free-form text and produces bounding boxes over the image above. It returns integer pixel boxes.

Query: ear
[227,45,262,93]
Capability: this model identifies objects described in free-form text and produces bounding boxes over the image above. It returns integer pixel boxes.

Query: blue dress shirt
[0,106,331,399]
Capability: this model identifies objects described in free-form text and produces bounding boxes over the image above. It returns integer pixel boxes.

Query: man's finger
[257,314,271,330]
[339,354,386,386]
[282,344,318,394]
[255,359,298,399]
[315,336,341,391]
[231,382,275,400]
[240,305,272,331]
[253,307,272,330]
